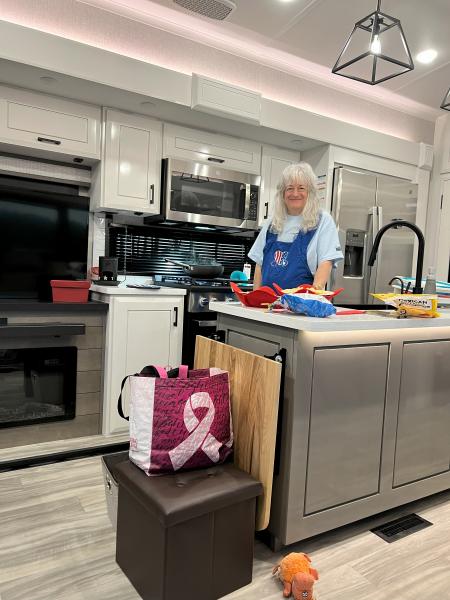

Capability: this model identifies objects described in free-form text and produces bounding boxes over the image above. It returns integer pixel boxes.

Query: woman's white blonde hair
[270,162,321,233]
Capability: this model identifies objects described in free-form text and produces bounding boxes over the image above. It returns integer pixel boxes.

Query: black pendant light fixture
[332,0,414,85]
[441,88,450,111]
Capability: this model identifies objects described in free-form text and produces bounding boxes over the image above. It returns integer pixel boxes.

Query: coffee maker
[98,256,119,286]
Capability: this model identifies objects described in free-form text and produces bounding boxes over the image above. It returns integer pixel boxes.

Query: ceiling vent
[173,0,236,20]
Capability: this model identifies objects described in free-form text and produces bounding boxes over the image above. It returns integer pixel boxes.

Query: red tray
[230,282,279,308]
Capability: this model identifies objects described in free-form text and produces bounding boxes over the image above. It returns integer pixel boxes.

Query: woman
[248,162,343,290]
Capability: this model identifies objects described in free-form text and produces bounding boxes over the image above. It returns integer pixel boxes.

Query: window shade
[108,225,254,277]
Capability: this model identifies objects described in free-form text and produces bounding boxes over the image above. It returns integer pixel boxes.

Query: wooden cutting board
[194,336,282,530]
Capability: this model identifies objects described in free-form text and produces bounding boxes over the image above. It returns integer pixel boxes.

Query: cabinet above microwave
[163,123,261,174]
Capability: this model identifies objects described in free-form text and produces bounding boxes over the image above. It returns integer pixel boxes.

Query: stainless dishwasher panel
[393,340,450,487]
[304,345,389,515]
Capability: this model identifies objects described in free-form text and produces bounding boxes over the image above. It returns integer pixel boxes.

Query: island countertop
[210,300,450,332]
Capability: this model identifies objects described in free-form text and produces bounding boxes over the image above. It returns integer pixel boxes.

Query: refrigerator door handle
[330,228,346,290]
[377,205,383,232]
[365,207,378,302]
[331,166,344,222]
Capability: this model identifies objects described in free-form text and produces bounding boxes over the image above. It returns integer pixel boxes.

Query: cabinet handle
[264,202,269,219]
[207,157,225,164]
[149,184,154,204]
[37,136,61,146]
[173,306,178,327]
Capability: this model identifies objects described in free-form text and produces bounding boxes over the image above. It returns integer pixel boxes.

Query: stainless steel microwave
[162,158,261,229]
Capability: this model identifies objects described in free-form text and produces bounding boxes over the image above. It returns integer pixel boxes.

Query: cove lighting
[416,49,437,64]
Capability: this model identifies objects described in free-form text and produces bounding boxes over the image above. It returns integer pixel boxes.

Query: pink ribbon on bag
[168,392,223,471]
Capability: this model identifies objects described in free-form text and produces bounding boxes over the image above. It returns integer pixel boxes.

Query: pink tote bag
[118,365,233,476]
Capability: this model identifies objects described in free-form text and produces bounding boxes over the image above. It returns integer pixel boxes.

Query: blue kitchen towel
[279,293,336,318]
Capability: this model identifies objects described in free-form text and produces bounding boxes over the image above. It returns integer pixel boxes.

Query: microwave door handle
[243,183,251,219]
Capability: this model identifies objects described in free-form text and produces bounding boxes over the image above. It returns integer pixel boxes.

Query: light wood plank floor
[0,433,129,464]
[0,457,449,600]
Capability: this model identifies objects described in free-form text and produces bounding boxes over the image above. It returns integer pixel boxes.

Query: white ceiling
[124,0,450,111]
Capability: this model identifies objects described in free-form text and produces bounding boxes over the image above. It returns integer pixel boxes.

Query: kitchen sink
[335,303,391,310]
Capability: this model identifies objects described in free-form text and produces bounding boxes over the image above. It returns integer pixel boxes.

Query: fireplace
[0,347,77,429]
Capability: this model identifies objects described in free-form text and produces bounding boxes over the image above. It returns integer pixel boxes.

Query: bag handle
[154,365,168,378]
[117,364,189,420]
[118,365,166,420]
[178,365,189,379]
[117,374,131,421]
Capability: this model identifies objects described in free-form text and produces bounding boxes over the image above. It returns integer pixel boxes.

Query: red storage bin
[50,280,90,303]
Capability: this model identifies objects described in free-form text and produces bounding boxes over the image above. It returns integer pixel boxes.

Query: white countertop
[210,301,450,332]
[90,276,186,297]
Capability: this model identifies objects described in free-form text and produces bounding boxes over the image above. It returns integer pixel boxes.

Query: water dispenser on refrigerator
[343,229,365,278]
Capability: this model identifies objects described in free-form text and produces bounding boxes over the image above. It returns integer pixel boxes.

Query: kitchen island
[210,301,450,549]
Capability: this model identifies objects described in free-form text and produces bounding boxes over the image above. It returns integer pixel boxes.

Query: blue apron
[261,227,317,290]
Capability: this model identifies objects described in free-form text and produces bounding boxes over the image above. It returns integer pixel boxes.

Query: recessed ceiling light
[416,49,437,64]
[40,76,57,84]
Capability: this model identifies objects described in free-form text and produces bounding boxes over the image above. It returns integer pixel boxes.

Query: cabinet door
[103,297,183,435]
[304,345,389,514]
[393,340,450,487]
[259,146,300,226]
[0,85,100,161]
[102,110,162,214]
[163,123,261,174]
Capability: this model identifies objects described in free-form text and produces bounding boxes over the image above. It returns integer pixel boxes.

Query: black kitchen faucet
[368,220,425,294]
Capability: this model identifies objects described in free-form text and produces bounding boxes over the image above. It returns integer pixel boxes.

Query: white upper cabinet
[163,123,261,174]
[0,85,100,164]
[91,109,162,215]
[259,145,300,226]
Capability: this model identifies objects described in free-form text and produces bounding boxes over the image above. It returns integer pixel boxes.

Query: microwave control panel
[247,185,259,221]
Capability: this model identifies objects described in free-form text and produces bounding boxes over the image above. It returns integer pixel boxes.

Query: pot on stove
[164,257,224,278]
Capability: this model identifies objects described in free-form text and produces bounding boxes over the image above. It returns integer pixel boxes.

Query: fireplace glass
[0,347,77,429]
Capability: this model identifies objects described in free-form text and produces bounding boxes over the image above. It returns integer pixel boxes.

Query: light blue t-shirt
[248,211,343,274]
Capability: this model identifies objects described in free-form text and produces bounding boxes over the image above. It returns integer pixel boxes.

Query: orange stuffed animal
[272,552,319,599]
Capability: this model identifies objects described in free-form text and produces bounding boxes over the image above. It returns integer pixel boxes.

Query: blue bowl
[230,270,248,282]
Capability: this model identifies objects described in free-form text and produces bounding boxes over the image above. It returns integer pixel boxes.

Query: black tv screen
[0,176,89,301]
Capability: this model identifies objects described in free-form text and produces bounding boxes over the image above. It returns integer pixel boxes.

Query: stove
[157,275,234,291]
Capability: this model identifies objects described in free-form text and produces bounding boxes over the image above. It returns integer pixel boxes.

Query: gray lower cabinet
[305,345,389,514]
[217,313,450,547]
[393,340,450,487]
[227,330,281,357]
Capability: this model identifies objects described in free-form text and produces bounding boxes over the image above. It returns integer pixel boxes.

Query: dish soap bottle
[423,266,437,294]
[243,262,252,280]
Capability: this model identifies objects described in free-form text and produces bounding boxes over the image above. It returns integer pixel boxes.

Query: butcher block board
[194,336,282,530]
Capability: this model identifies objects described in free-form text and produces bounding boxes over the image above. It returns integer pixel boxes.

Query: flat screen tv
[0,175,89,301]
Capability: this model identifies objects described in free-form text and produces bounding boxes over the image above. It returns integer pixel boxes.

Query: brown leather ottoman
[115,460,263,600]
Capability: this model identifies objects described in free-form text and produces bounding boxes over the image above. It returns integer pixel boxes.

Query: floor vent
[371,514,432,543]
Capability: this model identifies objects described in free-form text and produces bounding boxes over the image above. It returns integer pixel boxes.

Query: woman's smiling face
[284,180,308,215]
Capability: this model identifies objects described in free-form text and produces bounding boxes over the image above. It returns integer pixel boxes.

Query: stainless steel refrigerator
[330,166,418,304]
